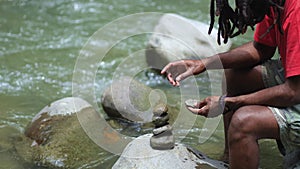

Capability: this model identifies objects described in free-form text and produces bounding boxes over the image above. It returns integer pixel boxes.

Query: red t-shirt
[254,0,300,78]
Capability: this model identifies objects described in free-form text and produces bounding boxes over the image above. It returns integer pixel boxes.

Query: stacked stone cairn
[150,104,175,150]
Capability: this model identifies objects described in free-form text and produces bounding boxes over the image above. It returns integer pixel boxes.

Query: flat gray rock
[153,124,173,135]
[185,99,199,108]
[152,114,169,127]
[113,134,228,169]
[153,103,168,116]
[150,131,175,150]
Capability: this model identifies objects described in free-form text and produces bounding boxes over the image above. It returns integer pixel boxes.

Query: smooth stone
[146,13,232,69]
[112,134,229,169]
[152,114,169,127]
[153,124,173,135]
[153,103,168,116]
[185,99,199,108]
[150,131,175,150]
[101,76,166,123]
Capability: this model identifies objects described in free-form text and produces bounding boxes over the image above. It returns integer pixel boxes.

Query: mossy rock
[14,97,115,168]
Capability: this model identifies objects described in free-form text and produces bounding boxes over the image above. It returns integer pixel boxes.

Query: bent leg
[222,66,266,161]
[224,67,266,96]
[228,106,280,169]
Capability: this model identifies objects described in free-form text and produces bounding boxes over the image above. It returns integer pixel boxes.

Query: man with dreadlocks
[161,0,300,168]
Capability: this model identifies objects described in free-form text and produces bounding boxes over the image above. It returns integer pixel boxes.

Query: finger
[195,99,206,108]
[187,107,208,117]
[167,73,181,87]
[175,70,192,82]
[187,106,208,117]
[175,81,180,87]
[186,106,199,114]
[161,63,173,74]
[167,73,177,86]
[161,66,168,74]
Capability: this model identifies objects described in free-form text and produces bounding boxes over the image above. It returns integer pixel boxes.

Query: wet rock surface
[113,134,229,169]
[14,97,115,168]
[25,97,92,146]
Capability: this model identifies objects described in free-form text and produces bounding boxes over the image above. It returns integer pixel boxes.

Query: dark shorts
[262,59,300,168]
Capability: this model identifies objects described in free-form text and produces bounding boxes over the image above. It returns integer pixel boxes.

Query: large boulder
[113,134,228,169]
[25,97,91,146]
[146,13,232,69]
[14,97,114,168]
[101,76,170,123]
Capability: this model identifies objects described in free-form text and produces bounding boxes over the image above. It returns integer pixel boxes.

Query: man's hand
[160,60,205,86]
[186,96,224,118]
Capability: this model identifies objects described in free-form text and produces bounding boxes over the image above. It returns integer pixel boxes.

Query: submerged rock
[113,134,228,169]
[14,97,115,168]
[146,13,232,69]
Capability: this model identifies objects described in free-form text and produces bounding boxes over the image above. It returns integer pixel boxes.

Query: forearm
[202,41,275,70]
[226,77,300,109]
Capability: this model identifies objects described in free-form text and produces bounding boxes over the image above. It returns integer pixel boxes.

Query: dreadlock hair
[259,0,285,39]
[208,0,285,45]
[208,0,237,45]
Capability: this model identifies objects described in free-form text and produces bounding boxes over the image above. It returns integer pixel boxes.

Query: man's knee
[228,107,257,144]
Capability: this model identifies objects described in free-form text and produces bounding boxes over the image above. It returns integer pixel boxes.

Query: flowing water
[0,0,282,168]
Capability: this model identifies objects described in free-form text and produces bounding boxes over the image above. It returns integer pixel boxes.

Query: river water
[0,0,282,168]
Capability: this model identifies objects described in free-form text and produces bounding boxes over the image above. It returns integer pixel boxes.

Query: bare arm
[218,42,300,111]
[161,41,276,86]
[202,41,276,70]
[226,76,300,109]
[188,72,300,117]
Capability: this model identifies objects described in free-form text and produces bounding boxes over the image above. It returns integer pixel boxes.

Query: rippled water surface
[1,0,282,168]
